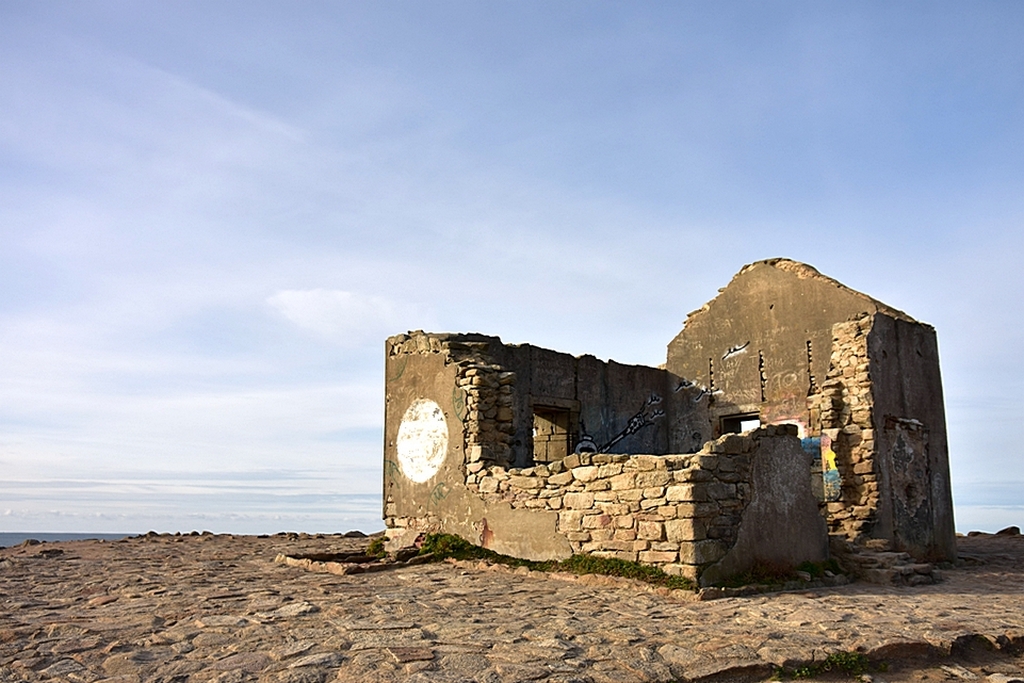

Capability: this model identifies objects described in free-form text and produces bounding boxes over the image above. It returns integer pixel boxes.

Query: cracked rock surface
[1,532,1022,682]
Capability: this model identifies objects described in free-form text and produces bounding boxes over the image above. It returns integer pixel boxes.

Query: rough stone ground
[0,532,1021,683]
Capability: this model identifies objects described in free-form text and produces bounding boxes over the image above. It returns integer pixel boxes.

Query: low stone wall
[463,425,809,582]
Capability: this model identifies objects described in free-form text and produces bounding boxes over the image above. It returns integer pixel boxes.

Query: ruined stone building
[382,259,956,585]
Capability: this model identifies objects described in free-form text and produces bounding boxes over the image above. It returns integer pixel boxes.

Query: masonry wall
[867,314,956,561]
[666,258,914,436]
[384,332,827,581]
[810,313,956,562]
[463,425,827,585]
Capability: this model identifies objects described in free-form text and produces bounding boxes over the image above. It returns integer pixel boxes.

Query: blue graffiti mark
[429,482,451,506]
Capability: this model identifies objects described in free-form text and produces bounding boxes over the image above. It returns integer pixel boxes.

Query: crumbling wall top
[682,258,919,328]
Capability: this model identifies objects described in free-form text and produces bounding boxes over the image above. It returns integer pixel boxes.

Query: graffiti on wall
[821,433,841,502]
[721,341,750,360]
[396,398,449,483]
[598,393,665,453]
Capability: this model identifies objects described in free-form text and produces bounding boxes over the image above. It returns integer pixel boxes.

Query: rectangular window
[533,406,572,463]
[720,413,761,434]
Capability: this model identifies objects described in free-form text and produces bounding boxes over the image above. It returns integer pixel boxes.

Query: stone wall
[389,415,826,584]
[811,313,879,542]
[808,312,957,562]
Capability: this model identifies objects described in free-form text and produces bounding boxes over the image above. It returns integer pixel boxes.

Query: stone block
[596,502,630,516]
[666,484,707,502]
[651,541,678,552]
[479,478,499,494]
[637,520,665,541]
[585,480,611,491]
[676,502,719,518]
[592,540,634,552]
[705,482,737,500]
[509,475,542,490]
[582,514,613,529]
[665,518,706,542]
[598,464,624,478]
[679,539,727,565]
[572,466,600,482]
[592,550,638,562]
[635,470,671,488]
[590,528,614,541]
[564,492,595,510]
[594,491,618,502]
[720,434,749,454]
[615,489,644,501]
[632,455,664,471]
[662,563,699,581]
[639,498,667,510]
[610,473,637,490]
[613,528,637,541]
[642,486,666,499]
[639,550,678,564]
[558,510,586,532]
[674,469,713,483]
[565,531,590,542]
[547,471,574,486]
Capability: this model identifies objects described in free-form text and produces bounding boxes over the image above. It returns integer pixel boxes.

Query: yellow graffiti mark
[823,445,838,472]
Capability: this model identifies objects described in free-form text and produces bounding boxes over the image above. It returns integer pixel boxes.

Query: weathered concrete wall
[483,343,711,464]
[810,313,956,562]
[666,258,913,436]
[666,258,954,563]
[699,429,829,585]
[867,314,956,562]
[383,335,572,561]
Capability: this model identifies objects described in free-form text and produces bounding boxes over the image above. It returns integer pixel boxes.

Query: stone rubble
[1,532,1022,683]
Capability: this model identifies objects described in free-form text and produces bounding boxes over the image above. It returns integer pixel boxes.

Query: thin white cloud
[267,289,399,347]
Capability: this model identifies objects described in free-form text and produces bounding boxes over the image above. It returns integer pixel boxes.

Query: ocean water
[0,532,132,548]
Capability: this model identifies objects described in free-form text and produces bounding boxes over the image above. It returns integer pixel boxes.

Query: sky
[1,2,1022,535]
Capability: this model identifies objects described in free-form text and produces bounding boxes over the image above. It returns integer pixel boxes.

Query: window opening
[532,406,573,463]
[720,413,761,434]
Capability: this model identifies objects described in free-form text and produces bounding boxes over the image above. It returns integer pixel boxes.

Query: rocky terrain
[1,531,1022,682]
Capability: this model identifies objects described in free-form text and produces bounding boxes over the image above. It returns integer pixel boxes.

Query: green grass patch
[365,536,386,558]
[416,533,696,590]
[776,651,870,679]
[716,558,843,588]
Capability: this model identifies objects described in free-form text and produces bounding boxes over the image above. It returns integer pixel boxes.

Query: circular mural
[396,398,449,483]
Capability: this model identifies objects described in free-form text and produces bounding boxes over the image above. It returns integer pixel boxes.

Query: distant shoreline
[0,532,132,547]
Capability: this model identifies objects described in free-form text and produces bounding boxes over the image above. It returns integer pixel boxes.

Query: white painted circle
[396,398,449,483]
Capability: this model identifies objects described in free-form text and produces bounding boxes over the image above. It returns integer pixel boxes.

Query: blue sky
[1,2,1022,534]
